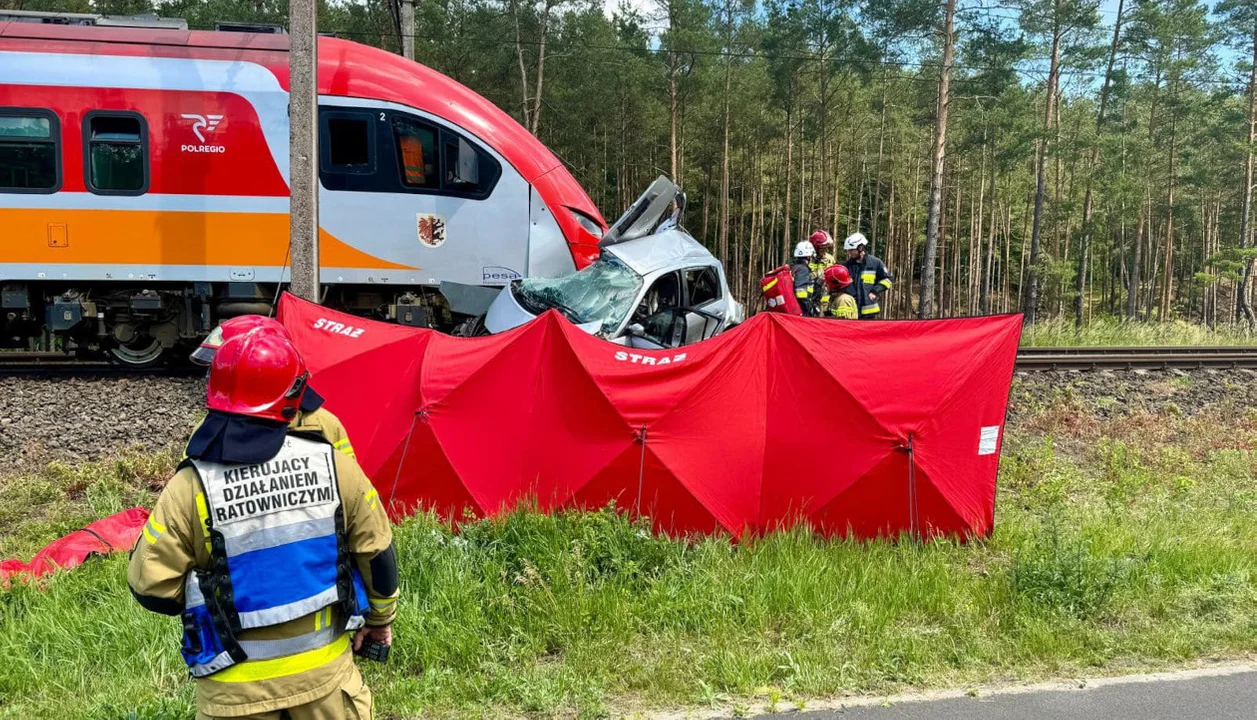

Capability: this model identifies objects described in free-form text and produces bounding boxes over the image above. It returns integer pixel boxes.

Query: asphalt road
[753,668,1257,720]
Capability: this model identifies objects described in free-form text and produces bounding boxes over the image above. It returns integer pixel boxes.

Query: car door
[626,270,684,349]
[680,265,728,344]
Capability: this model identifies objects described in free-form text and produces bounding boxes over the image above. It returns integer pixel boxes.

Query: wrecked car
[459,176,744,349]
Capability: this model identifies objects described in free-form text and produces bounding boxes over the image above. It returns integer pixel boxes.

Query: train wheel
[109,336,166,367]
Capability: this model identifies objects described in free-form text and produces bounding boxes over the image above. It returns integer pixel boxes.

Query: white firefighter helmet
[843,232,869,251]
[793,240,816,258]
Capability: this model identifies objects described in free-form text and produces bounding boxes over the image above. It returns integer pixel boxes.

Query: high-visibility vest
[180,434,367,678]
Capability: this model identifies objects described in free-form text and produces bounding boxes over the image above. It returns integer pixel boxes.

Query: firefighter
[129,330,398,719]
[842,232,893,319]
[809,230,837,266]
[191,315,354,459]
[792,241,819,316]
[808,230,837,315]
[822,265,859,319]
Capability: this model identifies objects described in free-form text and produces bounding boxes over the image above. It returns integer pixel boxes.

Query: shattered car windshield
[514,254,644,334]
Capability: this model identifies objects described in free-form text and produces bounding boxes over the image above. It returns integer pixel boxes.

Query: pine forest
[11,0,1257,329]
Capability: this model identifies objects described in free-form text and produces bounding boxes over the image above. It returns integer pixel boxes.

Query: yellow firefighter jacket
[829,293,858,319]
[295,407,354,458]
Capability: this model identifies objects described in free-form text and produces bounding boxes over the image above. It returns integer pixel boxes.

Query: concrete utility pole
[289,0,320,302]
[401,0,415,60]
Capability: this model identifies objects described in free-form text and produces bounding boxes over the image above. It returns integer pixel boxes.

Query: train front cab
[312,96,591,320]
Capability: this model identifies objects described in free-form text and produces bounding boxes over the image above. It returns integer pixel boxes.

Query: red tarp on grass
[1,508,150,584]
[280,293,1022,539]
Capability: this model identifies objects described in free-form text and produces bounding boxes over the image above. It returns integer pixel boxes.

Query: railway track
[0,352,200,377]
[3,346,1256,374]
[1016,346,1257,370]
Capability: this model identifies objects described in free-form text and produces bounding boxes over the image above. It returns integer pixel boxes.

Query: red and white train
[0,12,607,363]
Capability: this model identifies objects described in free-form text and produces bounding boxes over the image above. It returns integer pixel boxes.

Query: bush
[1009,521,1122,619]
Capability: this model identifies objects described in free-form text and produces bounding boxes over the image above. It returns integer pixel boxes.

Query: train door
[314,100,531,289]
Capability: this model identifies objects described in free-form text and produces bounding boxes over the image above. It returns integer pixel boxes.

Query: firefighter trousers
[194,668,373,720]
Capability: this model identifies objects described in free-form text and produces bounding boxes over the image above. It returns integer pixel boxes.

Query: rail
[1015,346,1257,370]
[0,352,199,377]
[3,346,1256,374]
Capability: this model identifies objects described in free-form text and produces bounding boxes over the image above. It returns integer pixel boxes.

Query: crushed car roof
[605,230,717,276]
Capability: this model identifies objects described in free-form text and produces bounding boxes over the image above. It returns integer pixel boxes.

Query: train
[0,11,607,364]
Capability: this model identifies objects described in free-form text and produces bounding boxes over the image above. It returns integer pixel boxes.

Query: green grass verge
[1,395,1255,719]
[1020,317,1257,347]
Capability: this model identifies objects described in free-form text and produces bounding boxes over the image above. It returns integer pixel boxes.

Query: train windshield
[513,254,643,334]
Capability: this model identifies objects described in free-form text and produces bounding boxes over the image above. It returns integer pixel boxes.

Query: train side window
[84,112,148,195]
[440,129,500,199]
[324,113,375,174]
[390,115,438,189]
[0,108,60,193]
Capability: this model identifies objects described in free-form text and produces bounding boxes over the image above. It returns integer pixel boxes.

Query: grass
[1,394,1256,719]
[0,450,175,560]
[1020,317,1257,347]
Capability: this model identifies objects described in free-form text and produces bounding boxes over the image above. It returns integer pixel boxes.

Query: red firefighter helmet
[191,314,289,366]
[207,331,308,423]
[809,230,835,251]
[824,264,853,293]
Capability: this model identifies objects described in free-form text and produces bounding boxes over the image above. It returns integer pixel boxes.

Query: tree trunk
[770,162,780,263]
[1025,7,1063,325]
[1019,191,1031,310]
[974,139,986,315]
[668,2,680,181]
[1239,26,1257,326]
[784,108,794,254]
[919,0,956,319]
[669,58,679,180]
[1128,204,1145,319]
[949,180,961,316]
[1160,73,1179,322]
[873,72,888,245]
[529,0,553,135]
[1004,205,1013,312]
[1076,0,1124,328]
[513,0,532,129]
[888,177,898,312]
[982,152,997,315]
[702,163,712,242]
[758,164,767,280]
[718,0,733,264]
[798,136,807,246]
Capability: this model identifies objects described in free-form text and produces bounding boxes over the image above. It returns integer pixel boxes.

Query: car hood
[483,286,603,335]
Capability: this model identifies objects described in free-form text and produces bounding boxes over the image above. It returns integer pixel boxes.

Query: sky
[595,0,1244,91]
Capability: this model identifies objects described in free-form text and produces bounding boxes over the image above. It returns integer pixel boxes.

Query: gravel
[1007,367,1257,423]
[0,374,206,467]
[1,367,1254,471]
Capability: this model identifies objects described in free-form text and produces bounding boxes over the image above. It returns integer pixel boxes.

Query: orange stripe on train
[0,209,416,270]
